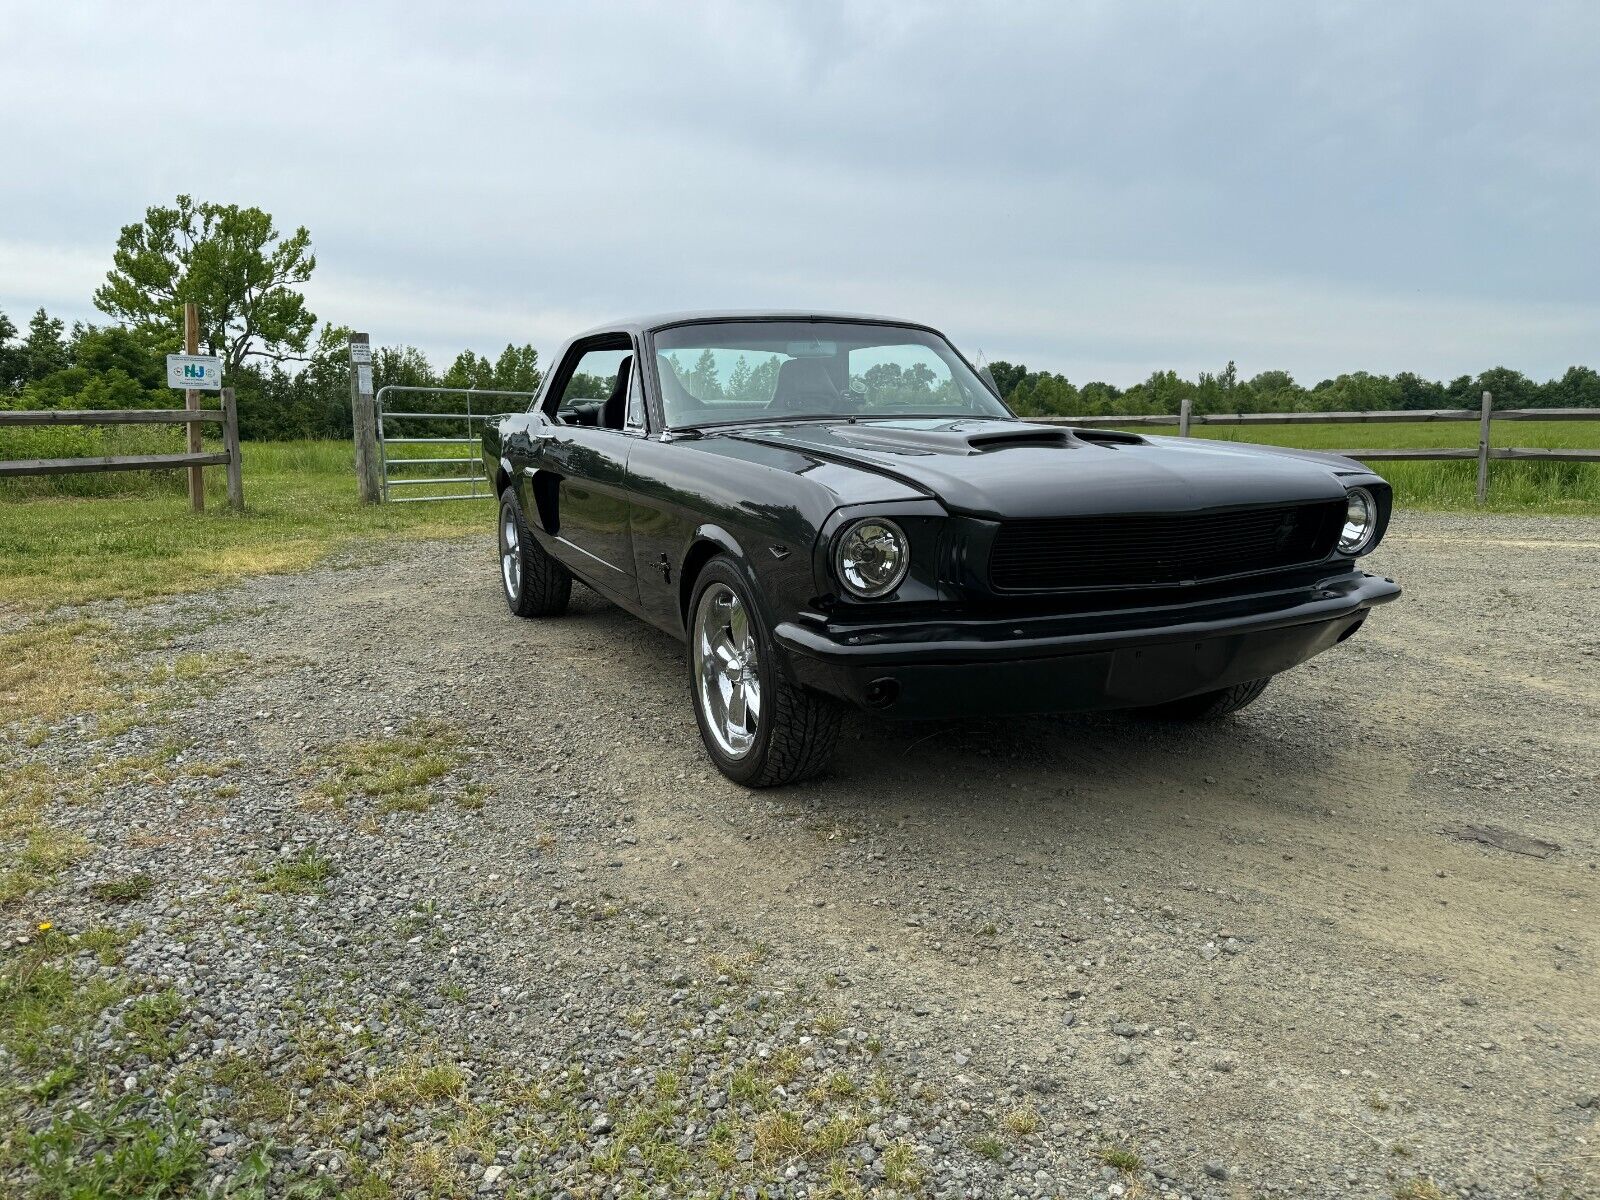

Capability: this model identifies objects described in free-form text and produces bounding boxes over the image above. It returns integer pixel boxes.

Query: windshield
[650,320,1011,429]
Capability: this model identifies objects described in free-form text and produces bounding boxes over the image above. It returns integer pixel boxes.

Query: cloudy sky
[3,1,1596,385]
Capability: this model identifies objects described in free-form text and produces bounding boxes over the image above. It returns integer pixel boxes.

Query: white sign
[349,342,372,364]
[166,354,223,391]
[357,365,373,393]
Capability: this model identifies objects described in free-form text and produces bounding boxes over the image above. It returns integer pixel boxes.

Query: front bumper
[777,570,1401,719]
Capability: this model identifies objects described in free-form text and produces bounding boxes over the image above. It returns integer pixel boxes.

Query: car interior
[551,344,633,431]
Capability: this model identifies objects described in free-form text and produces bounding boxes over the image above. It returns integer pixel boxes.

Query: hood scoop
[818,421,1076,457]
[1070,427,1147,447]
[966,427,1071,450]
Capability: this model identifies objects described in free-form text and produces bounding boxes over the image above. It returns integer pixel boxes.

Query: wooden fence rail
[1029,393,1600,502]
[0,389,244,511]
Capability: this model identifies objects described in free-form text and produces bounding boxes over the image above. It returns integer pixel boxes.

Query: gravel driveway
[10,511,1598,1199]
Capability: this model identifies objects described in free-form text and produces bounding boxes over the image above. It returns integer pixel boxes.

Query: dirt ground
[22,511,1599,1198]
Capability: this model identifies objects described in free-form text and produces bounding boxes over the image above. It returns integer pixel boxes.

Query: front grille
[988,501,1344,591]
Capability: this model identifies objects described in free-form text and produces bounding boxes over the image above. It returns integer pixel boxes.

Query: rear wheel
[688,557,840,786]
[499,488,571,618]
[1134,677,1271,721]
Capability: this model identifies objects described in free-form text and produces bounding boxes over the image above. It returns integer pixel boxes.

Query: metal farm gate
[375,386,536,502]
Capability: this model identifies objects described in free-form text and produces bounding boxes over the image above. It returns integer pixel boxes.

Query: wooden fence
[1030,392,1600,501]
[0,388,244,511]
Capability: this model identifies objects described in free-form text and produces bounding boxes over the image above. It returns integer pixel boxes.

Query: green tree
[0,307,22,392]
[491,343,541,393]
[21,308,69,381]
[1474,366,1534,410]
[94,194,317,372]
[1548,365,1600,408]
[443,350,495,391]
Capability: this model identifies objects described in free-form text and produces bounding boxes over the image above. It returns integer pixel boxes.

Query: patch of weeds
[868,1070,893,1104]
[254,848,334,896]
[766,1047,804,1086]
[89,873,154,904]
[729,1064,767,1107]
[214,782,241,799]
[1394,1179,1452,1200]
[808,1109,867,1157]
[1100,1144,1143,1173]
[0,824,92,907]
[704,1119,740,1172]
[77,924,141,966]
[752,1109,807,1163]
[0,932,127,1066]
[813,1009,846,1036]
[123,988,186,1058]
[1002,1104,1040,1136]
[365,1059,466,1108]
[22,1091,206,1197]
[310,719,466,814]
[968,1134,1006,1161]
[881,1139,923,1188]
[0,619,124,733]
[211,1054,295,1124]
[819,1159,868,1199]
[821,1071,856,1099]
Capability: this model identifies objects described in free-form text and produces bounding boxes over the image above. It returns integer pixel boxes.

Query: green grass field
[2,419,1597,616]
[0,439,484,614]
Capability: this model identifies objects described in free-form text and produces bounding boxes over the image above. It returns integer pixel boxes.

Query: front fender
[676,522,817,669]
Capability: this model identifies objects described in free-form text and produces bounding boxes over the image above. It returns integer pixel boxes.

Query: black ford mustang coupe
[484,312,1400,786]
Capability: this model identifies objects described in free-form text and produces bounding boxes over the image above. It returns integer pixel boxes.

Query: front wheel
[688,557,840,786]
[1133,677,1272,721]
[499,489,571,618]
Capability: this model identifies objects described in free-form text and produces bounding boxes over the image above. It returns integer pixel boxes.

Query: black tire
[1134,677,1272,721]
[687,556,840,787]
[498,488,571,618]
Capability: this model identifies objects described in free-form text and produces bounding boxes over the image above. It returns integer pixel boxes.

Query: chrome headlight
[834,518,910,599]
[1339,487,1377,554]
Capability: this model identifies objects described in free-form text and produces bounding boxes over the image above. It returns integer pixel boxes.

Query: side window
[551,342,633,429]
[558,348,627,407]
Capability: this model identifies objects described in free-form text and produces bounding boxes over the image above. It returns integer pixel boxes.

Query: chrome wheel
[693,581,761,759]
[500,509,522,599]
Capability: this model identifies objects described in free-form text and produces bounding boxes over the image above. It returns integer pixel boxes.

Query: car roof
[568,310,943,339]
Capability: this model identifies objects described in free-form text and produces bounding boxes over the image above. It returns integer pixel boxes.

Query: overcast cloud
[2,0,1597,385]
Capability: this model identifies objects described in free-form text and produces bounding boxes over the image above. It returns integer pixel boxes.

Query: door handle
[534,426,558,442]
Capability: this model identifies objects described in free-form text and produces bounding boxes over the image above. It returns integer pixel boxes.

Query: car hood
[724,418,1356,520]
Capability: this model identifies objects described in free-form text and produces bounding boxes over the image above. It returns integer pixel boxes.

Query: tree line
[0,306,540,442]
[3,193,1597,442]
[988,359,1600,418]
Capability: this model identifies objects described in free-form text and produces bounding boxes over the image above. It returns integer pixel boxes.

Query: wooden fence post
[221,387,244,511]
[184,302,204,512]
[1476,390,1493,504]
[350,333,382,503]
[1179,396,1192,437]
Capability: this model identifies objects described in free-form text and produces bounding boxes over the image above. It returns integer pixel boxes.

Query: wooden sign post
[184,301,204,512]
[350,333,382,503]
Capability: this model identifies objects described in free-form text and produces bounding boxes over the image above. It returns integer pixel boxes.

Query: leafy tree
[94,194,317,372]
[492,343,541,393]
[22,308,69,381]
[1549,366,1600,409]
[0,308,23,393]
[1474,366,1535,410]
[67,323,165,390]
[985,360,1030,398]
[442,350,495,391]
